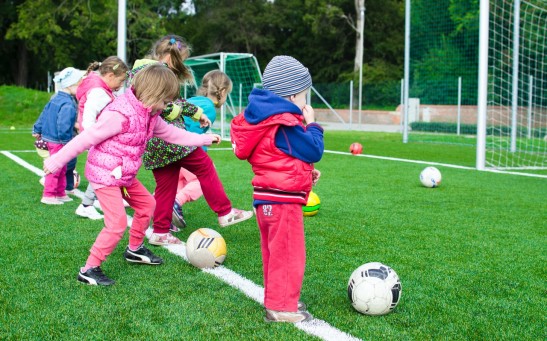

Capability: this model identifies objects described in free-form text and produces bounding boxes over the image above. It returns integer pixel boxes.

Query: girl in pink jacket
[44,64,220,286]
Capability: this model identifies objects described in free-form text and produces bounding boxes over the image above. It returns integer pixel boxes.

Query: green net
[184,53,262,119]
[407,0,480,143]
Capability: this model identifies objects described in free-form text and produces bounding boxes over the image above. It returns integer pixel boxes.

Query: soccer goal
[477,0,547,171]
[184,52,262,139]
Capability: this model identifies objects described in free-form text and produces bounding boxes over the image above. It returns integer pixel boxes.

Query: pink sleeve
[153,118,214,147]
[44,111,126,173]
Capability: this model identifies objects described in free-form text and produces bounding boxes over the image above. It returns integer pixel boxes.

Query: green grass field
[0,126,545,340]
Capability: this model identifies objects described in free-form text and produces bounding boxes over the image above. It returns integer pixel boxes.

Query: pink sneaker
[148,233,182,246]
[218,208,253,227]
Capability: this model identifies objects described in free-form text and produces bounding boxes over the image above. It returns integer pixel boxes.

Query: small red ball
[350,142,363,155]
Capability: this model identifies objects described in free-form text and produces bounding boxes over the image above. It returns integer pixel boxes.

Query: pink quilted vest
[85,88,158,187]
[76,73,114,132]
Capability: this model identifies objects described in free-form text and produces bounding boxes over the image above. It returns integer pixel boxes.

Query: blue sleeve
[274,123,324,163]
[57,103,77,143]
[33,108,46,134]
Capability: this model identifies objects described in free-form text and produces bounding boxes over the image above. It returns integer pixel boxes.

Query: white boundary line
[1,151,361,341]
[324,150,547,178]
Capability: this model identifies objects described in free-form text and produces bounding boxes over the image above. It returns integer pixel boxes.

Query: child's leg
[175,168,203,205]
[65,157,77,191]
[84,186,127,268]
[43,142,67,198]
[123,179,155,249]
[152,162,181,234]
[82,183,97,206]
[179,148,232,217]
[256,204,305,312]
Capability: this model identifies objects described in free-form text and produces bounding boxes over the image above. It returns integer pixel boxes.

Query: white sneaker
[56,195,73,202]
[218,208,253,227]
[264,309,312,323]
[41,197,63,205]
[75,204,104,220]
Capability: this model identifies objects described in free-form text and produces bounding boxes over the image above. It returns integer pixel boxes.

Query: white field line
[1,150,361,341]
[324,150,547,178]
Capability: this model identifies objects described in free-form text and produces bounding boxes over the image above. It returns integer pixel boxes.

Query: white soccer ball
[419,166,442,188]
[186,228,227,269]
[347,262,402,316]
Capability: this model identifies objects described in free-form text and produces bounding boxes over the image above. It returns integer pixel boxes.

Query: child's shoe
[169,224,181,233]
[148,232,182,246]
[218,208,253,227]
[124,245,163,265]
[56,195,73,202]
[77,266,115,286]
[264,309,312,323]
[172,200,187,229]
[41,197,63,205]
[75,204,104,220]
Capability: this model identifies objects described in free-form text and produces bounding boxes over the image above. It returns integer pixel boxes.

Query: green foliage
[0,85,51,127]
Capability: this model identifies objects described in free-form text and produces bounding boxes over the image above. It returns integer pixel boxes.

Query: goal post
[477,0,547,171]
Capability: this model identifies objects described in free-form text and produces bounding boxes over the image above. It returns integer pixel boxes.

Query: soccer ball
[347,262,402,316]
[73,170,80,188]
[350,142,363,155]
[303,191,320,217]
[186,228,227,269]
[419,166,442,188]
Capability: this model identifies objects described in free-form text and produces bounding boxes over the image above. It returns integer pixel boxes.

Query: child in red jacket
[231,56,324,323]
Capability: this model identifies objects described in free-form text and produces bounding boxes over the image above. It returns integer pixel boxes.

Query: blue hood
[244,88,302,124]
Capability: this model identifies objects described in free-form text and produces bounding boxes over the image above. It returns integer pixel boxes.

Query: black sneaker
[77,267,115,286]
[123,245,163,265]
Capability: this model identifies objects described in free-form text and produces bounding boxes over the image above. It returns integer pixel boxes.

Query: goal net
[184,53,262,138]
[482,0,547,170]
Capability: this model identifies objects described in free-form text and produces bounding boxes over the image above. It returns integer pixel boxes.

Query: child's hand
[43,162,52,175]
[312,169,321,185]
[199,114,211,128]
[32,133,41,139]
[211,134,222,144]
[302,105,315,125]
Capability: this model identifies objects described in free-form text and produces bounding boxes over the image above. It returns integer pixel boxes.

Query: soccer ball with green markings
[347,262,402,316]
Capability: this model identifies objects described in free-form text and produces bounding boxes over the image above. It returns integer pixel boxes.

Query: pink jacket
[44,88,215,188]
[76,73,113,131]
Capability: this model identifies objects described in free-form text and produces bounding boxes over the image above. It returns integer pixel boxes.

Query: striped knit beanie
[262,56,312,97]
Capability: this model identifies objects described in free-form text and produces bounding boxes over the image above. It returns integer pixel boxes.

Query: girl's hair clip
[169,38,176,45]
[113,64,119,70]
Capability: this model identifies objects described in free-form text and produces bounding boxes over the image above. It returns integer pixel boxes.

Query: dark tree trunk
[14,41,28,87]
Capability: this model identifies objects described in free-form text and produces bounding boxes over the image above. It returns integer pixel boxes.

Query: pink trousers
[175,168,203,205]
[152,147,231,234]
[256,204,306,312]
[85,179,155,268]
[43,142,66,198]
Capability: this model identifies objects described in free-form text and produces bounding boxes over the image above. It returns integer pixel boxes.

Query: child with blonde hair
[171,70,234,230]
[43,64,220,286]
[74,56,129,220]
[128,35,252,246]
[33,67,86,205]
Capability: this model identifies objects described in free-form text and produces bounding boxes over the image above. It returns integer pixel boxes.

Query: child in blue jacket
[33,67,85,205]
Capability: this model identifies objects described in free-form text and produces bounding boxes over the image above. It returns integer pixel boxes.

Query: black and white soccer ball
[347,262,402,316]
